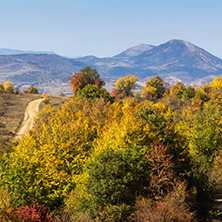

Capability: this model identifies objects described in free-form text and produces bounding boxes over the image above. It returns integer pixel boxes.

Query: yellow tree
[142,75,167,99]
[3,81,14,93]
[169,82,186,98]
[0,97,111,210]
[210,77,222,88]
[113,75,139,97]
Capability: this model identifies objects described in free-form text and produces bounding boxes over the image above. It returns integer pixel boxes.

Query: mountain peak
[114,43,155,57]
[166,39,197,53]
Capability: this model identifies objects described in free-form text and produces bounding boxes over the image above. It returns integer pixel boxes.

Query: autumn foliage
[1,69,222,221]
[14,203,54,222]
[69,66,104,94]
[145,144,175,197]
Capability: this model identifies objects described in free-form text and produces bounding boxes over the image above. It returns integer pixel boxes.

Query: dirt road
[16,98,44,138]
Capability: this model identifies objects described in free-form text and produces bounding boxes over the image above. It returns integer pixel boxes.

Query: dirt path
[16,98,44,138]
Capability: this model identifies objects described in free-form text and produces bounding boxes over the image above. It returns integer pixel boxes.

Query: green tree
[182,86,195,100]
[80,147,150,220]
[113,75,139,97]
[76,84,114,103]
[178,101,222,178]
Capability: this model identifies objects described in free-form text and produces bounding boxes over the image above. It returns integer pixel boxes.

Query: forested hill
[0,39,222,95]
[1,72,222,221]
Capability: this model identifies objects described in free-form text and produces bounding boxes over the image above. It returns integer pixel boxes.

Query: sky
[0,0,222,58]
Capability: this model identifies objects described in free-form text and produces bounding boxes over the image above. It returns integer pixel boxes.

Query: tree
[142,75,167,99]
[0,83,4,92]
[28,86,38,94]
[181,102,222,170]
[69,66,105,94]
[0,97,110,210]
[78,147,150,220]
[210,77,222,88]
[76,84,114,103]
[145,144,175,196]
[182,86,195,100]
[170,82,186,98]
[113,75,139,97]
[194,84,210,105]
[3,81,14,93]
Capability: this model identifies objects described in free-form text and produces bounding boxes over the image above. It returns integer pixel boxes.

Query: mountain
[114,44,155,57]
[74,39,222,85]
[0,39,222,94]
[0,48,55,55]
[130,39,222,80]
[0,54,87,95]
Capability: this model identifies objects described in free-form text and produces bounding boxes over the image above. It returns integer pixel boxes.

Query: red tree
[69,66,104,94]
[145,144,175,196]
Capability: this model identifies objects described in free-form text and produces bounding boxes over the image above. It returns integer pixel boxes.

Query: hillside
[0,54,87,95]
[0,93,68,149]
[0,39,222,94]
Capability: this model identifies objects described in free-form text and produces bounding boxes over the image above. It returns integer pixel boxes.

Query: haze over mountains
[0,48,55,55]
[0,39,222,95]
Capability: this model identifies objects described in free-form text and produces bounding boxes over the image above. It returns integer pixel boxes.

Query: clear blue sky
[0,0,221,57]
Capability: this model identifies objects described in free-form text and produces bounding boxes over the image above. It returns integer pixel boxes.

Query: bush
[133,183,195,222]
[14,203,54,222]
[145,144,175,197]
[0,187,15,222]
[3,81,14,93]
[42,92,51,104]
[28,86,38,94]
[59,92,66,97]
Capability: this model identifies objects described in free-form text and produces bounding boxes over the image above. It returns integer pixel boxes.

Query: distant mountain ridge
[0,48,55,55]
[0,39,222,95]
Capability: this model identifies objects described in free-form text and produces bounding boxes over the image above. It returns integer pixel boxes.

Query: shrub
[14,203,54,222]
[145,144,175,197]
[28,86,38,94]
[0,187,15,222]
[59,92,66,97]
[42,92,51,103]
[3,81,14,93]
[133,183,195,222]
